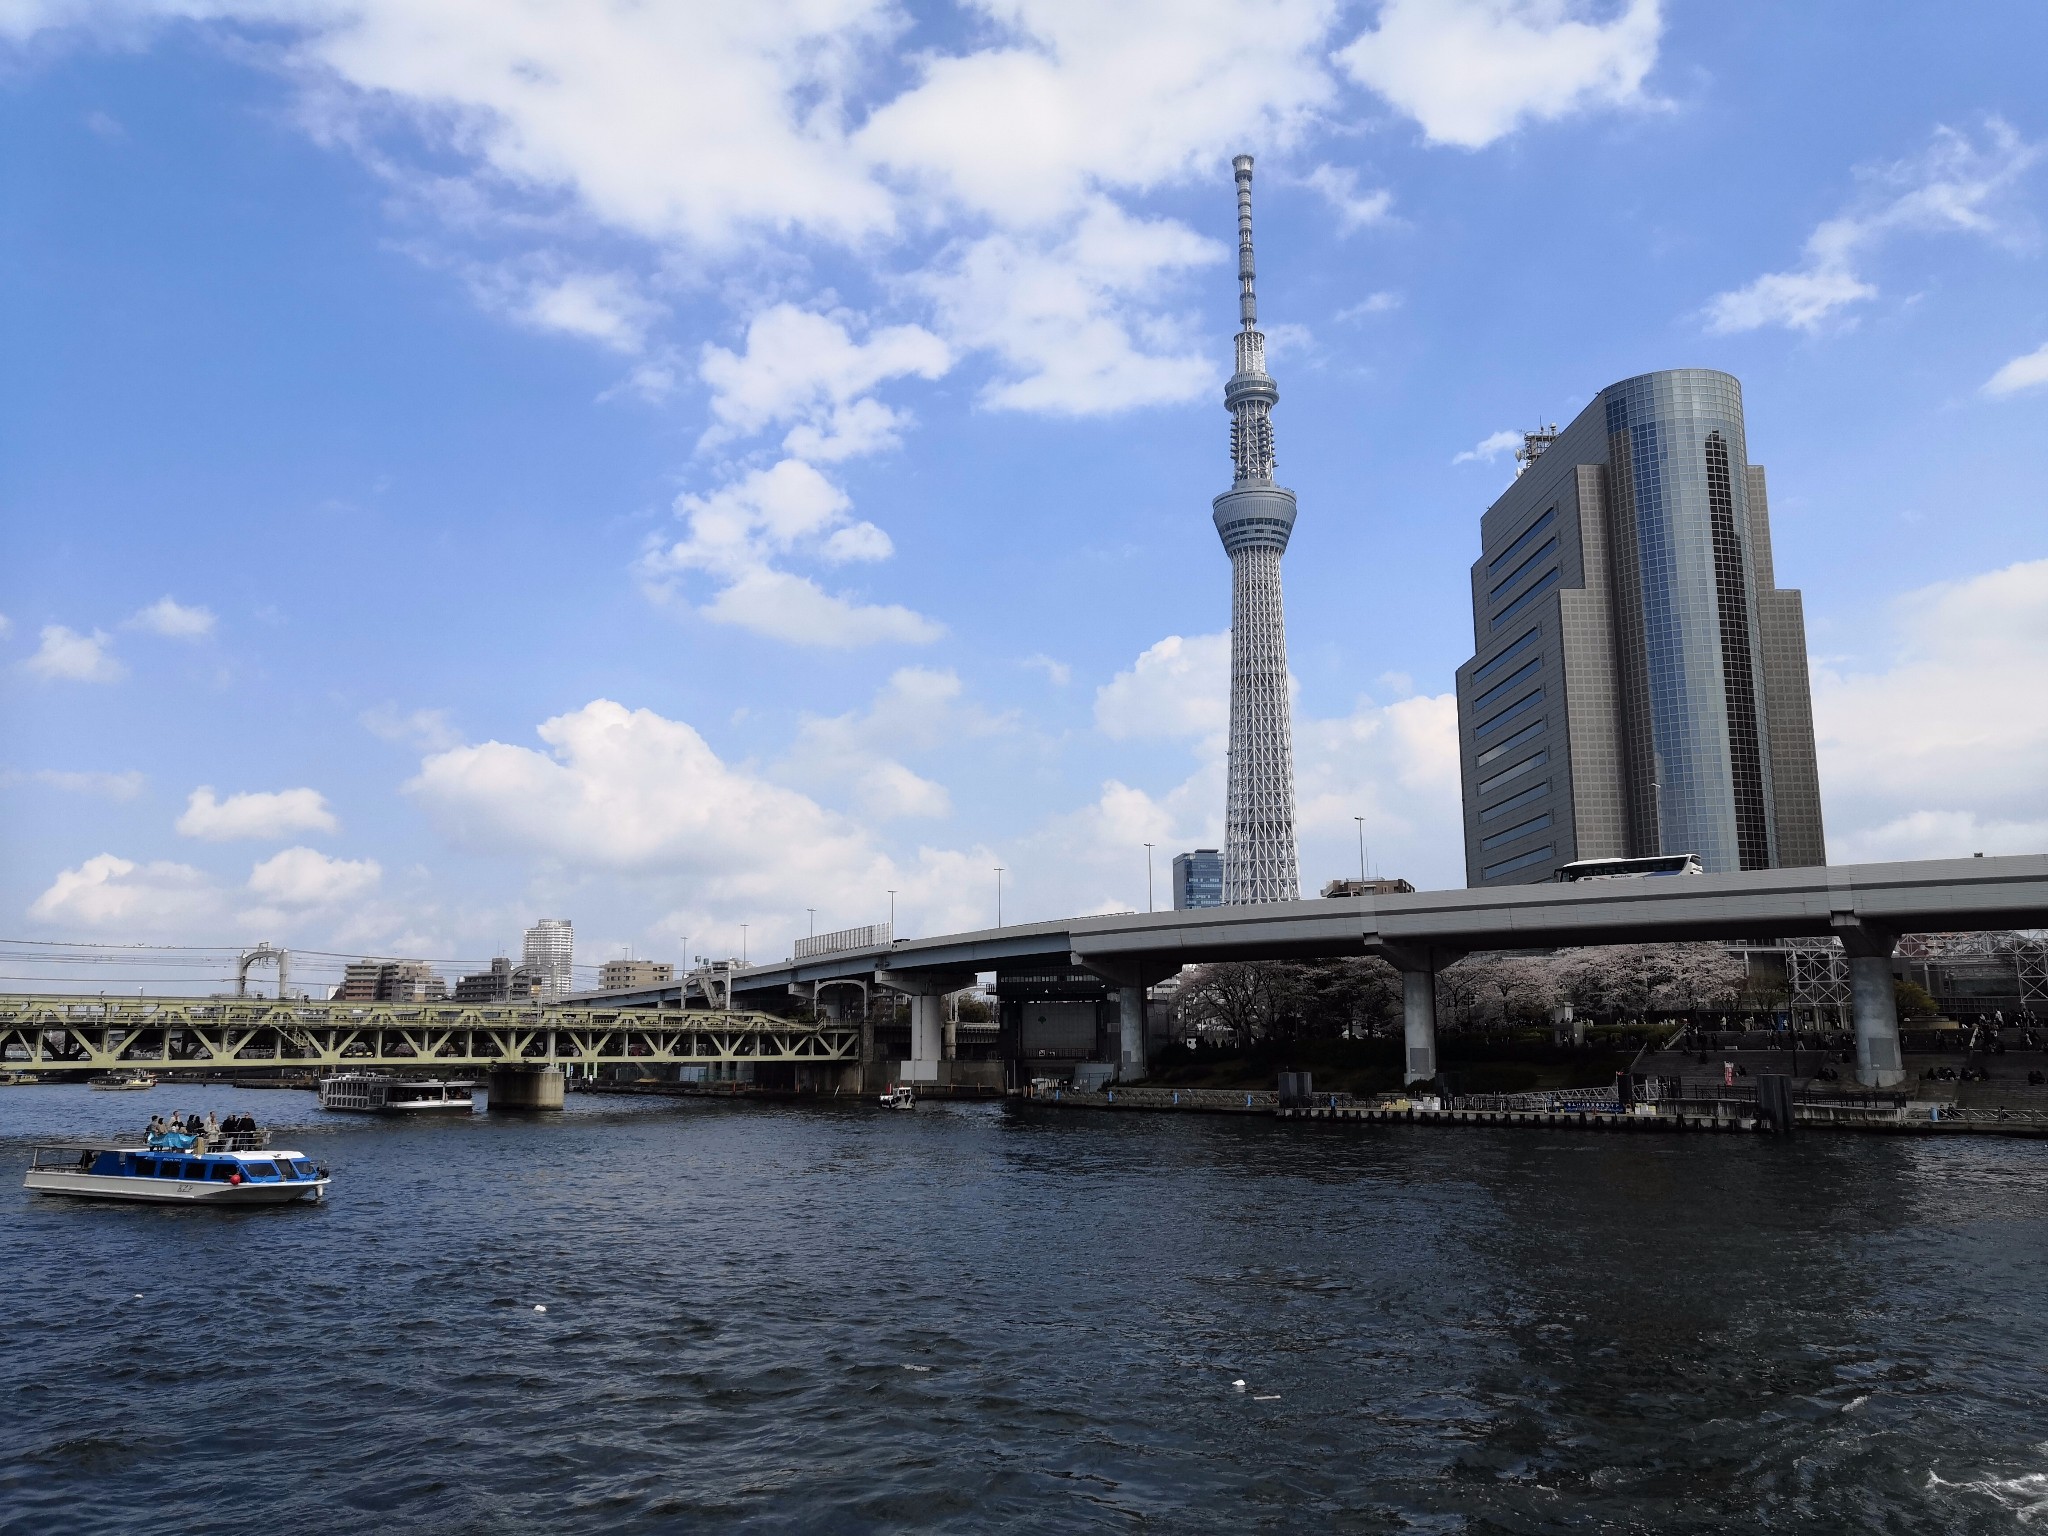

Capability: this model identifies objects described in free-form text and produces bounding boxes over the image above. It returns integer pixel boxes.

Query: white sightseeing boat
[87,1072,157,1091]
[25,1143,329,1205]
[318,1073,476,1114]
[880,1085,916,1110]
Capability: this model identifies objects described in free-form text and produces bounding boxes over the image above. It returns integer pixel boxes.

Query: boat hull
[24,1171,326,1205]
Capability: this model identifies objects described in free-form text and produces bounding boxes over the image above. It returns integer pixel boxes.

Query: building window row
[1479,780,1550,822]
[1488,537,1559,601]
[1487,506,1555,572]
[1480,812,1552,851]
[1470,654,1541,714]
[1471,626,1540,685]
[1481,843,1555,879]
[1474,686,1543,738]
[1476,748,1546,795]
[1474,716,1544,768]
[1490,568,1560,628]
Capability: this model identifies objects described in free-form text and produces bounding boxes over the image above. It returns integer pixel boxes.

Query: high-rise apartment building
[1214,154,1301,904]
[1455,369,1826,885]
[521,918,575,1003]
[1171,849,1224,910]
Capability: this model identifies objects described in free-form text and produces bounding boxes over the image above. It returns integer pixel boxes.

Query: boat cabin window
[157,1160,183,1178]
[183,1162,207,1179]
[92,1152,123,1175]
[136,1157,157,1176]
[209,1163,235,1181]
[292,1159,318,1178]
[245,1161,280,1179]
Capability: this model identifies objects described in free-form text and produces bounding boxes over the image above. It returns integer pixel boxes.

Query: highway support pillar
[1834,917,1904,1088]
[1366,940,1464,1088]
[1073,955,1180,1084]
[875,969,975,1087]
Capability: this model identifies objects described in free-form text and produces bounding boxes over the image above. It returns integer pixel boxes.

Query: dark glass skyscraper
[1454,369,1826,885]
[1171,849,1223,910]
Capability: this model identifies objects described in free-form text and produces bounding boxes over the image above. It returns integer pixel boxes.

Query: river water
[4,1084,2047,1532]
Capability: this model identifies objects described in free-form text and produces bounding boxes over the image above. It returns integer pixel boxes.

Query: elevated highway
[641,855,2048,1090]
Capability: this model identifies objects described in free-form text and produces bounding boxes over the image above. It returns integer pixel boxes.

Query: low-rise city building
[599,959,673,991]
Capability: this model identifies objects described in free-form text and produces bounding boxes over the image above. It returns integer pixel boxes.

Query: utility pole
[994,867,1005,928]
[740,925,749,966]
[1144,843,1155,912]
[807,908,816,939]
[1355,816,1367,885]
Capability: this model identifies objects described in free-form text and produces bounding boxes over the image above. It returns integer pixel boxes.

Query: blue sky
[3,0,2045,990]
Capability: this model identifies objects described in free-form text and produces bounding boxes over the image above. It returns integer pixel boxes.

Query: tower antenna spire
[1212,153,1300,905]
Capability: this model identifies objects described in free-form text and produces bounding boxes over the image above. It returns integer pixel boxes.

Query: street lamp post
[807,908,816,939]
[994,867,1005,928]
[887,889,896,933]
[740,925,749,966]
[1144,843,1154,912]
[1354,816,1368,885]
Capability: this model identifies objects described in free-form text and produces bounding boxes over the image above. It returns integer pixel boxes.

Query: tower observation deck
[1213,154,1300,904]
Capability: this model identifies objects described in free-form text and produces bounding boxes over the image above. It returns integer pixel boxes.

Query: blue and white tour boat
[24,1141,330,1205]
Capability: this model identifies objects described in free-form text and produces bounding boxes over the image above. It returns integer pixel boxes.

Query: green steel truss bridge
[0,994,858,1075]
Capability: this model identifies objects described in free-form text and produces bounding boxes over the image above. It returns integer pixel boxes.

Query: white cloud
[1984,340,2048,398]
[1335,0,1663,150]
[1094,633,1232,744]
[519,271,660,352]
[1453,428,1522,465]
[28,853,221,933]
[1813,558,2048,862]
[1335,291,1401,321]
[22,625,124,683]
[177,786,339,841]
[247,846,382,906]
[1023,653,1072,686]
[1707,120,2042,334]
[128,596,216,638]
[784,667,1013,821]
[856,0,1336,226]
[18,769,146,800]
[640,459,940,647]
[699,304,950,456]
[405,698,996,939]
[360,704,463,752]
[925,199,1220,414]
[1301,163,1394,231]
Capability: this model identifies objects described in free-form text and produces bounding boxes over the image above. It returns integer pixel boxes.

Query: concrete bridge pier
[1835,919,1905,1088]
[1076,957,1178,1083]
[487,1065,565,1111]
[876,968,974,1086]
[1368,941,1463,1087]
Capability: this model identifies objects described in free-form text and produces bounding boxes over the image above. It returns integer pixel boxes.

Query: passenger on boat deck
[204,1111,220,1140]
[147,1115,165,1138]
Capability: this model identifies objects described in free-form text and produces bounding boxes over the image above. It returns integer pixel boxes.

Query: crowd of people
[144,1110,259,1152]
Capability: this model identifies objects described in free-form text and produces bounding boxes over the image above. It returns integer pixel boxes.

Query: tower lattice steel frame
[1214,155,1301,904]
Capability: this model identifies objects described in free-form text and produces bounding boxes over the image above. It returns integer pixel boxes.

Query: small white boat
[25,1143,329,1205]
[318,1073,476,1114]
[88,1072,157,1091]
[879,1085,916,1110]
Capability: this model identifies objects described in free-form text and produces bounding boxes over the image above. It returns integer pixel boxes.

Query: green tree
[1894,978,1939,1022]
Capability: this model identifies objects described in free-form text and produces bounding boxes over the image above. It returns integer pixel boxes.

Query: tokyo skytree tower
[1214,154,1300,904]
